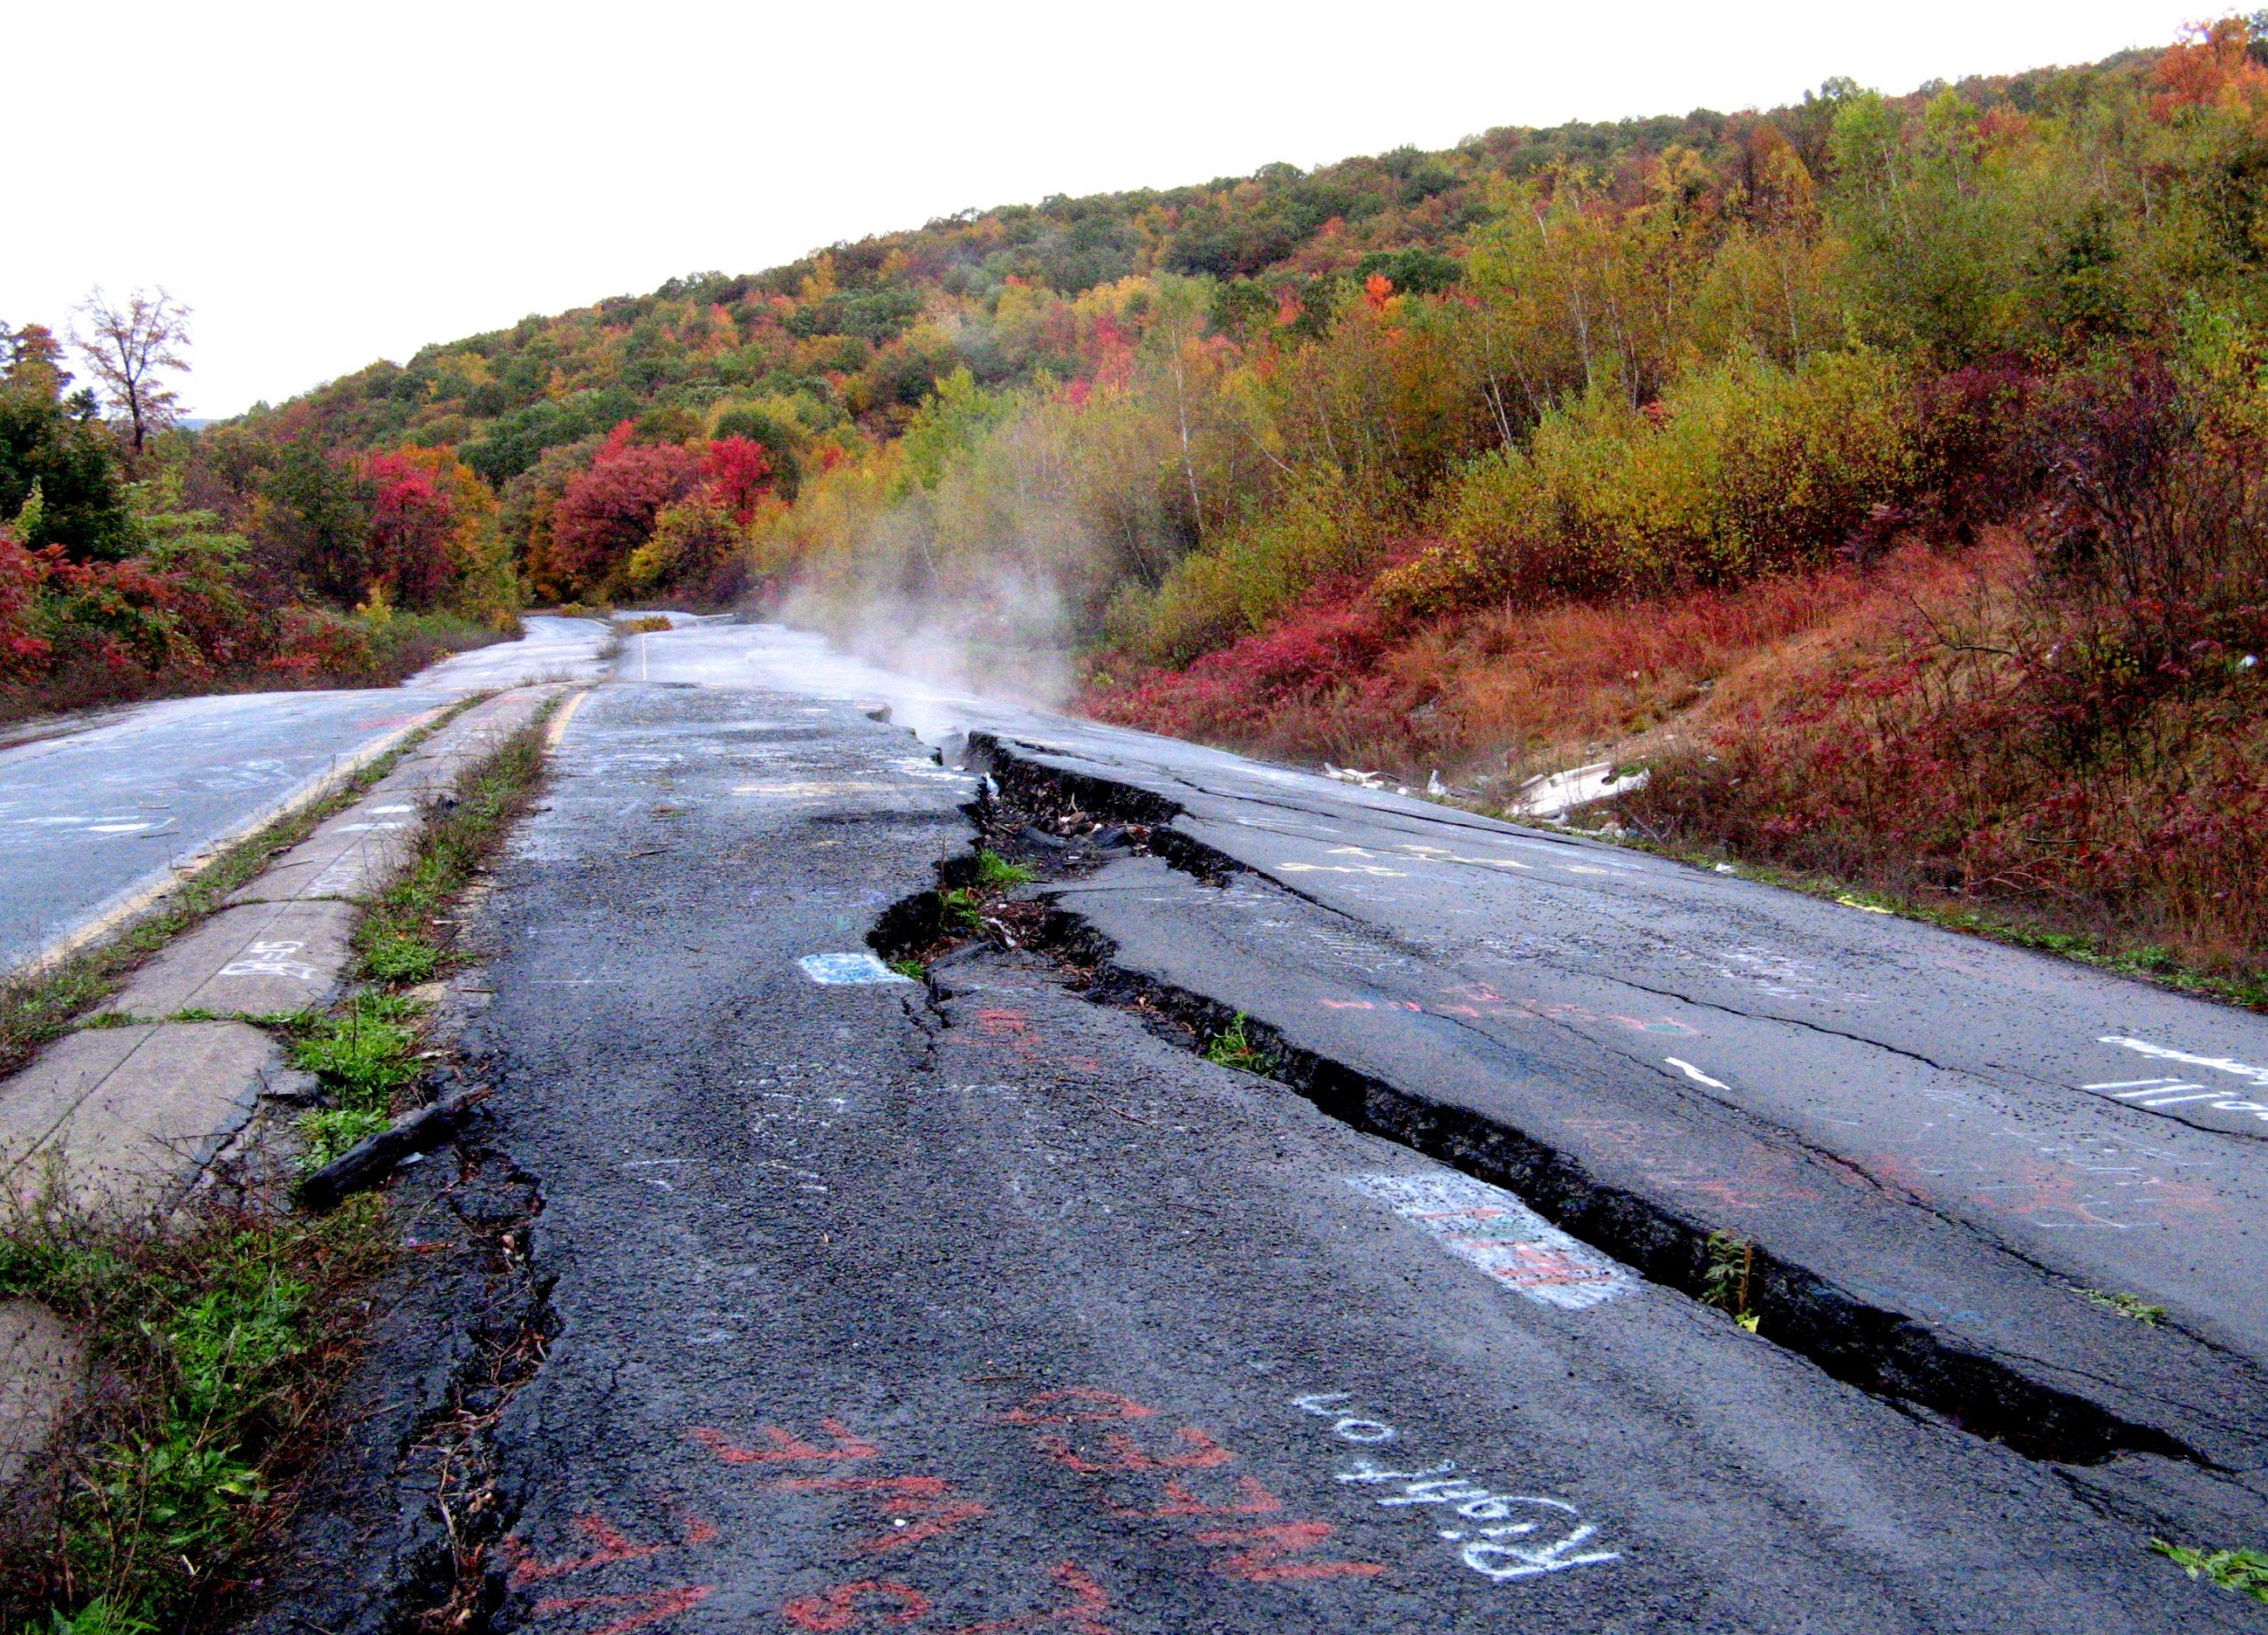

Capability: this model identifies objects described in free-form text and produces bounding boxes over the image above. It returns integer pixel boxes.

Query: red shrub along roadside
[0,524,473,717]
[1623,358,2268,981]
[1088,579,1412,757]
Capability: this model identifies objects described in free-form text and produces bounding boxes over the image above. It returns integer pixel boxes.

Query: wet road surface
[251,619,2268,1632]
[0,616,606,975]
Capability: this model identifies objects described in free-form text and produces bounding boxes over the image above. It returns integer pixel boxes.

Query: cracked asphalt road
[288,621,2268,1633]
[0,615,608,977]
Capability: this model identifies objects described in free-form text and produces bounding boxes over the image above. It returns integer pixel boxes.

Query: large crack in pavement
[234,679,2268,1633]
[943,733,2268,1529]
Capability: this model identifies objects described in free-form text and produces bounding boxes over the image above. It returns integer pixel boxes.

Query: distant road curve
[0,614,609,977]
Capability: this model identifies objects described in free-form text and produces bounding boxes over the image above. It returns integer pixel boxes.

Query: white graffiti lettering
[1292,1392,1619,1586]
[220,939,320,982]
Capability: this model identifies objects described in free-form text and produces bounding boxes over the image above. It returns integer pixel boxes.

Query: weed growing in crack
[290,993,423,1106]
[939,886,989,933]
[286,993,424,1170]
[358,928,442,985]
[889,957,928,980]
[1703,1230,1761,1332]
[2152,1539,2268,1602]
[297,1107,393,1170]
[2081,1288,2168,1326]
[1202,1013,1274,1075]
[973,849,1037,888]
[0,1197,397,1632]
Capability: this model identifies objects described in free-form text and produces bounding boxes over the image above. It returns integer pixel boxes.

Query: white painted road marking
[2085,1039,2268,1135]
[2100,1035,2268,1087]
[1664,1057,1728,1090]
[1348,1172,1633,1310]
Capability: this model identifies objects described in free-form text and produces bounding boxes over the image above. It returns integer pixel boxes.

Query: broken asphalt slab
[239,676,2263,1632]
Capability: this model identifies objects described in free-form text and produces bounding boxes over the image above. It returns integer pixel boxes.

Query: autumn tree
[73,288,192,460]
[548,422,703,593]
[702,434,774,524]
[363,449,459,609]
[627,495,739,591]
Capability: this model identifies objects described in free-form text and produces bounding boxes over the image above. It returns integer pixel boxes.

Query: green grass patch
[287,993,424,1173]
[350,724,549,987]
[972,849,1036,888]
[2152,1539,2268,1602]
[940,886,986,932]
[1202,1013,1274,1074]
[296,1108,392,1170]
[286,992,424,1113]
[0,1198,396,1631]
[888,957,928,981]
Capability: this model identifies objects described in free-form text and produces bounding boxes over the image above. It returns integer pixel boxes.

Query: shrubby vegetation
[0,302,515,719]
[94,15,2268,983]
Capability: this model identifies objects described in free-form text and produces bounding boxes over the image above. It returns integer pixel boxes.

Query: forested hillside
[0,303,512,716]
[136,17,2268,992]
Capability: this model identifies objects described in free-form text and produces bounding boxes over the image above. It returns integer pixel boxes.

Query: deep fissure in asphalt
[229,673,2268,1633]
[900,739,2210,1477]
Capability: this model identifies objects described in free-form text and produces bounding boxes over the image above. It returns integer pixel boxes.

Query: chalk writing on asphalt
[1291,1393,1620,1584]
[1347,1172,1634,1310]
[220,938,321,982]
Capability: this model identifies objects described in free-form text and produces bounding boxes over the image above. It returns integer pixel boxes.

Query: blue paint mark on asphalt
[797,951,912,985]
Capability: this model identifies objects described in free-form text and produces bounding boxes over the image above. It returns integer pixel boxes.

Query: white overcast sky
[8,1,2210,417]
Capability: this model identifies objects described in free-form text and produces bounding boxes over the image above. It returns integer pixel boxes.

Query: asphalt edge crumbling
[914,732,2227,1483]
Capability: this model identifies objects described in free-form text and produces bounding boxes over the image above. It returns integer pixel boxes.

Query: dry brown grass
[1092,536,2034,791]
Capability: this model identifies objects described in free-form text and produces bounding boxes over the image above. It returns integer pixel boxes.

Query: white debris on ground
[1508,761,1650,822]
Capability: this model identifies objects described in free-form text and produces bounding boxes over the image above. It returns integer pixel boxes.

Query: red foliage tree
[0,527,55,676]
[548,423,702,593]
[702,434,773,526]
[364,449,456,609]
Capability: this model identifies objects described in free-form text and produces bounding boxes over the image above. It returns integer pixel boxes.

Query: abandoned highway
[0,616,609,977]
[23,619,2268,1631]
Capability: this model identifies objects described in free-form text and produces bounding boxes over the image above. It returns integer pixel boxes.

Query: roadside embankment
[0,683,569,1634]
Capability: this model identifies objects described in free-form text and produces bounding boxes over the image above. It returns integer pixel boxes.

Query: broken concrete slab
[0,1298,82,1496]
[103,899,358,1018]
[0,1022,280,1212]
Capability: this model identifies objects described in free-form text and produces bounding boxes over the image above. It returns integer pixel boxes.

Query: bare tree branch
[72,287,192,460]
